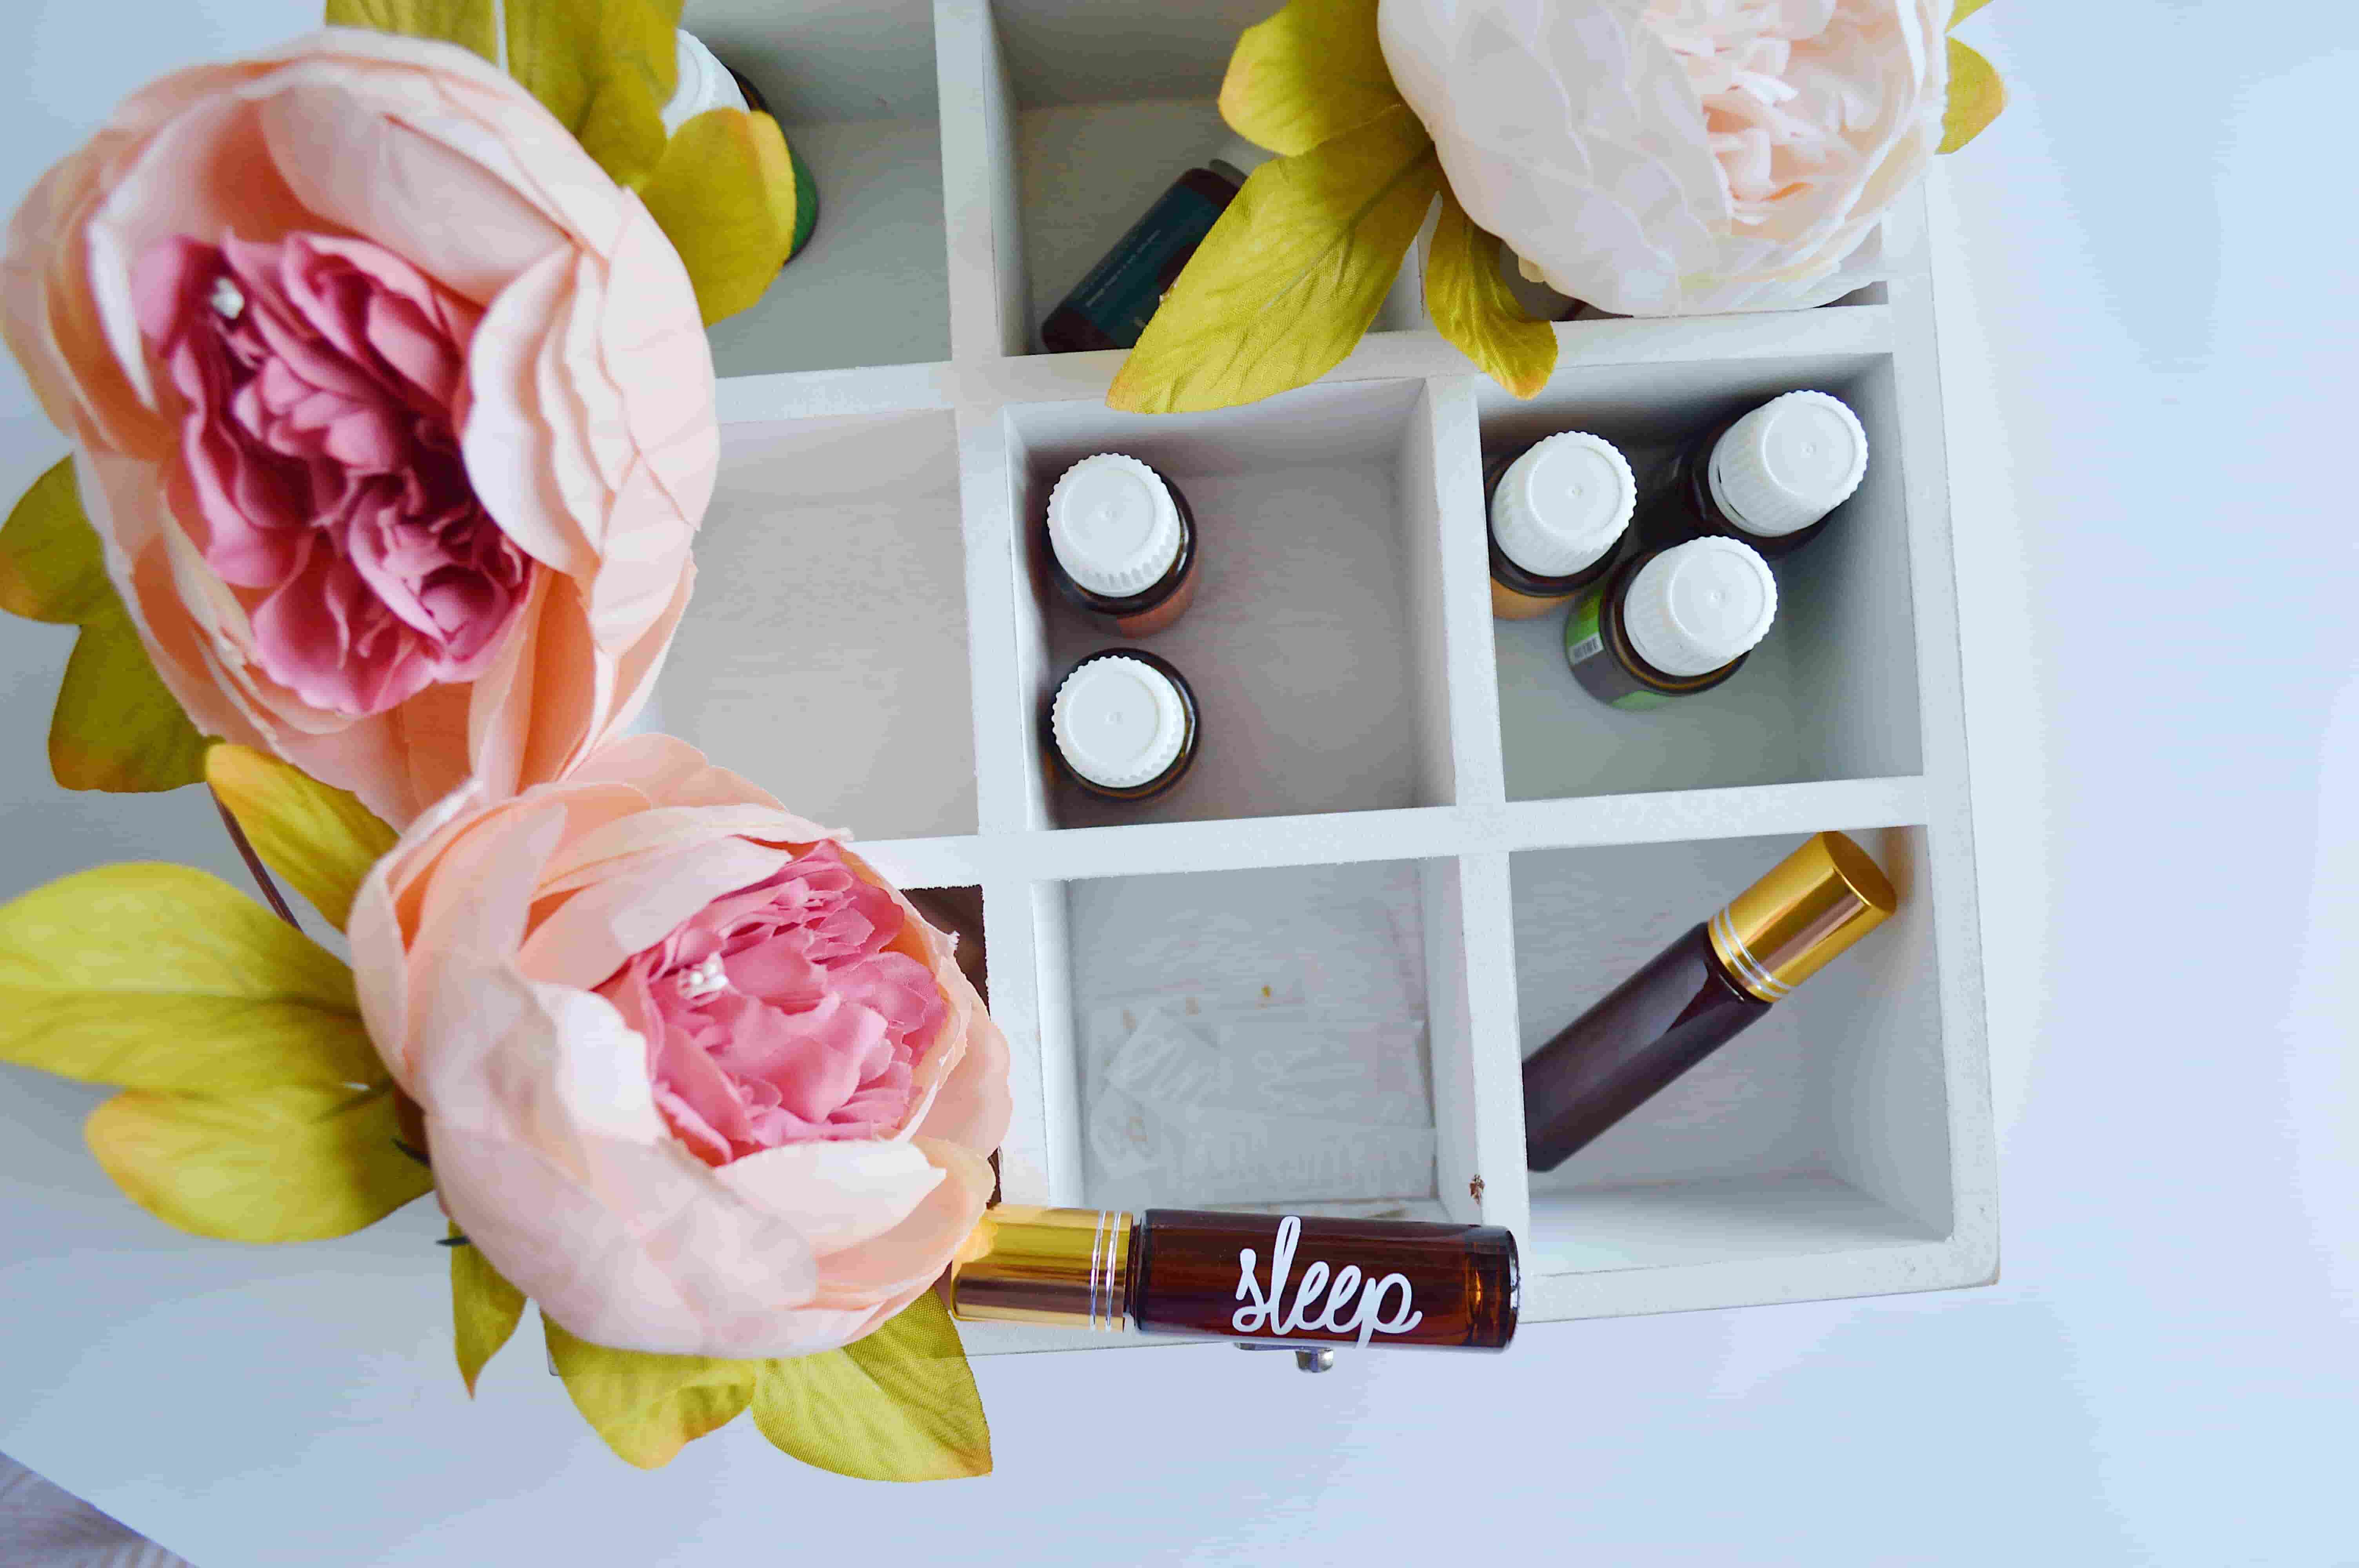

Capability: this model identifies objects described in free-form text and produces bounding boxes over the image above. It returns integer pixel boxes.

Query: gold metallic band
[1709,904,1790,1001]
[1708,831,1897,1004]
[948,1205,1131,1331]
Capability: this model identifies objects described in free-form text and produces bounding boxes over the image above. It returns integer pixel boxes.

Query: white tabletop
[4,3,2354,1563]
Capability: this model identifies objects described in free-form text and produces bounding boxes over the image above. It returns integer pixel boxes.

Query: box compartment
[685,0,952,376]
[663,410,978,839]
[972,0,1423,356]
[1509,828,1952,1281]
[1026,857,1491,1222]
[1001,379,1458,829]
[1478,352,1925,802]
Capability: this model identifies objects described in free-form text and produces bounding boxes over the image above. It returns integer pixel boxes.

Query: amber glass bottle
[950,1206,1519,1352]
[1048,649,1201,802]
[1564,536,1778,711]
[1523,831,1897,1171]
[1636,390,1868,559]
[1045,454,1200,637]
[1484,431,1636,620]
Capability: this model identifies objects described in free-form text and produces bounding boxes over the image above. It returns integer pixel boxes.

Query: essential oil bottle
[1049,649,1200,802]
[1045,454,1199,637]
[1485,431,1636,620]
[1522,831,1896,1171]
[663,34,819,266]
[950,1205,1519,1352]
[1637,390,1868,558]
[1040,140,1267,354]
[1564,536,1777,710]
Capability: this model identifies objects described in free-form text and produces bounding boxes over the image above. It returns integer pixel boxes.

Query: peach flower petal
[351,742,1014,1359]
[0,30,714,827]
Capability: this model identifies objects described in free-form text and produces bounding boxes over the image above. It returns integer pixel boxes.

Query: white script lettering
[1230,1216,1427,1347]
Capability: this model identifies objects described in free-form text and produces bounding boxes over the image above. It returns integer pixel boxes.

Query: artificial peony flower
[348,735,1011,1359]
[1379,0,1948,314]
[1,29,717,825]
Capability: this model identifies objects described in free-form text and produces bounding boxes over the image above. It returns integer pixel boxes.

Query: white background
[3,3,2354,1564]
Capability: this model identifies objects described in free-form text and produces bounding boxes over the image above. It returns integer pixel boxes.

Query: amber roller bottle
[1522,831,1898,1171]
[949,1207,1519,1352]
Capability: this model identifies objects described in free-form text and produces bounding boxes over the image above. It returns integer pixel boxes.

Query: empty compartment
[1479,352,1924,800]
[1042,858,1470,1220]
[1510,828,1950,1278]
[685,0,950,376]
[662,410,977,838]
[984,0,1421,354]
[1004,379,1456,828]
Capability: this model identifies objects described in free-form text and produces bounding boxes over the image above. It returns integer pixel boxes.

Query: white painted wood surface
[654,0,1999,1352]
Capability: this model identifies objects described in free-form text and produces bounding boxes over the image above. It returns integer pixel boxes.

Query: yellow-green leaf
[1939,38,2006,153]
[0,862,381,1091]
[3,459,207,792]
[575,62,671,190]
[750,1292,990,1482]
[638,109,798,326]
[86,1082,430,1241]
[451,1226,527,1397]
[0,459,110,625]
[204,745,397,934]
[1108,105,1439,415]
[323,0,497,62]
[546,1319,760,1469]
[1425,190,1556,399]
[504,0,681,137]
[49,608,208,792]
[1950,0,1993,25]
[1219,0,1405,158]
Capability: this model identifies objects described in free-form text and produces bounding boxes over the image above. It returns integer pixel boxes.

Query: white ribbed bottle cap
[1053,657,1187,789]
[662,32,750,134]
[1490,431,1635,578]
[1047,454,1185,598]
[1622,537,1778,678]
[1707,390,1868,538]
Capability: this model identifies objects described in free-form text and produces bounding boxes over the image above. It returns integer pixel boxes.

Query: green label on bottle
[1565,585,1672,710]
[1566,588,1607,669]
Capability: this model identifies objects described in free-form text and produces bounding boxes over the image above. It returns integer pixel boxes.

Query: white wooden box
[672,0,1997,1353]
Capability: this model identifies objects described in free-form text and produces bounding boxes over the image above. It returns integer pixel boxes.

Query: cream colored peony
[1378,0,1948,314]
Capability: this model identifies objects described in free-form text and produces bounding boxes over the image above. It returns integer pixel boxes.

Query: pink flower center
[133,232,531,717]
[598,844,949,1166]
[1646,0,1885,223]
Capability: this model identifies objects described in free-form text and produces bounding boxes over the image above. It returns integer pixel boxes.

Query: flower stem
[210,784,299,930]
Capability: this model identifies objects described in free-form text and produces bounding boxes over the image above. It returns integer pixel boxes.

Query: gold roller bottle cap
[1708,831,1897,1002]
[947,1205,1131,1331]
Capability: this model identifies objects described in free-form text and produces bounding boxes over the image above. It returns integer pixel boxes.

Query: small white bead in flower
[209,275,245,321]
[676,953,729,1000]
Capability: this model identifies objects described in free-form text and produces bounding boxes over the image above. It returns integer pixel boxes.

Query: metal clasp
[1234,1341,1336,1374]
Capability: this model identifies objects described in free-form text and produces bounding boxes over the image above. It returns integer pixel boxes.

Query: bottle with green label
[663,34,821,268]
[1564,537,1777,711]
